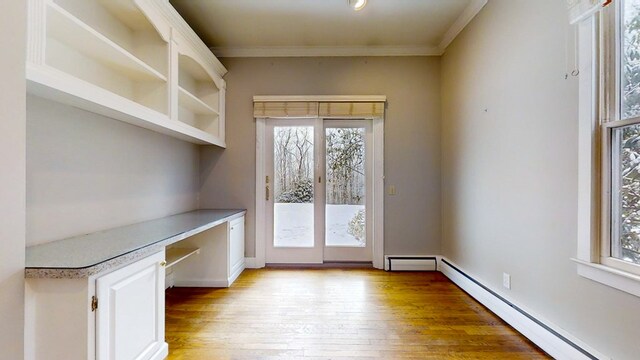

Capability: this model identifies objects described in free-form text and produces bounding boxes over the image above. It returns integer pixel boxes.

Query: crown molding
[438,0,488,53]
[207,0,487,59]
[210,45,442,58]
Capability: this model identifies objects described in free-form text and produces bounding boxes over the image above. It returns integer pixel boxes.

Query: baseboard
[244,257,261,269]
[439,257,608,360]
[173,279,230,287]
[229,261,245,285]
[150,342,168,360]
[384,255,440,271]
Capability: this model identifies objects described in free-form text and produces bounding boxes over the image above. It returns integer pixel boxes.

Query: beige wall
[200,56,442,257]
[27,95,200,245]
[441,1,640,358]
[0,1,26,358]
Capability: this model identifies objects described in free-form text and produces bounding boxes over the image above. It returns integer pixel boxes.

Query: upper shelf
[27,0,227,147]
[97,0,158,32]
[48,2,166,82]
[179,86,219,116]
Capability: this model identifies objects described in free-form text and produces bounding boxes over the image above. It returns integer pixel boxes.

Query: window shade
[319,102,384,118]
[253,101,385,119]
[253,102,318,118]
[567,0,612,24]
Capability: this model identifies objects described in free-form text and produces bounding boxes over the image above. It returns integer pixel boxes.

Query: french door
[265,119,373,264]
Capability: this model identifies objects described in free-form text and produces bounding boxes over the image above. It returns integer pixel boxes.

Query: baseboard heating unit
[385,256,437,271]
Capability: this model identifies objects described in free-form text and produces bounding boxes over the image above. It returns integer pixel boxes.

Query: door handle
[266,185,270,201]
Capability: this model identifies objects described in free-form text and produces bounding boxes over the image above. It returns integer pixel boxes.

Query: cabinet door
[96,251,167,360]
[229,216,245,283]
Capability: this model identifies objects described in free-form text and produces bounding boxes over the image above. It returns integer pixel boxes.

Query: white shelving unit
[26,0,227,147]
[176,53,225,145]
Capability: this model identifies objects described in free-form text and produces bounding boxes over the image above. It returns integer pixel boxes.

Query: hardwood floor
[165,269,550,359]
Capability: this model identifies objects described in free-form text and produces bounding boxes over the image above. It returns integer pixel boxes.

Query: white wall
[27,95,200,245]
[0,1,26,359]
[441,1,640,358]
[199,56,442,257]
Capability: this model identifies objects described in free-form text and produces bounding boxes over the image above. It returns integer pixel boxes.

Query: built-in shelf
[166,247,200,269]
[47,3,166,82]
[177,53,224,141]
[179,86,219,115]
[97,0,158,32]
[27,0,227,147]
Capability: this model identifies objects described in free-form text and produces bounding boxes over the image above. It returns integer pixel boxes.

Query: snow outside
[273,126,366,248]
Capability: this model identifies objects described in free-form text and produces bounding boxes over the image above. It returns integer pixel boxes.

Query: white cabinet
[26,0,227,146]
[96,251,167,360]
[25,211,246,360]
[229,216,245,283]
[25,250,167,360]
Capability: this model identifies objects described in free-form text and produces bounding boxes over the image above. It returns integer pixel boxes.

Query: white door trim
[255,116,384,269]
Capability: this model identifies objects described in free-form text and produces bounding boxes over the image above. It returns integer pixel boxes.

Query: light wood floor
[165,269,550,359]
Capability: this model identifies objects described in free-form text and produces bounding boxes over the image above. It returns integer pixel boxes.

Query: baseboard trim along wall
[439,258,608,360]
[244,257,259,269]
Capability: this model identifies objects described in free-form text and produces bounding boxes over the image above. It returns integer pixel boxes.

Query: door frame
[254,96,385,269]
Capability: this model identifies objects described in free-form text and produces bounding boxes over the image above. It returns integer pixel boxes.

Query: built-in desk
[24,209,246,360]
[26,209,245,278]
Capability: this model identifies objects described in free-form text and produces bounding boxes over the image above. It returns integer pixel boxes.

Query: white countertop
[25,209,245,278]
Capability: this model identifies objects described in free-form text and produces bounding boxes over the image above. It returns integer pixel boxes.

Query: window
[574,0,640,297]
[601,0,640,276]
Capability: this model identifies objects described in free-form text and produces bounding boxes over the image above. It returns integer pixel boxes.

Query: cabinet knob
[160,261,167,267]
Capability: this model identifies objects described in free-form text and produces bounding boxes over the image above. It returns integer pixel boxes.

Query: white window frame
[574,1,640,297]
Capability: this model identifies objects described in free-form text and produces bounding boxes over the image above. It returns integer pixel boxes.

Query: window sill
[572,258,640,297]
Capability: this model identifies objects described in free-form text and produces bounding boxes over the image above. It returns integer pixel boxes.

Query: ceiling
[169,0,487,57]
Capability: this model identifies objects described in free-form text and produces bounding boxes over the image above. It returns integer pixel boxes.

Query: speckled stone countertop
[25,209,246,279]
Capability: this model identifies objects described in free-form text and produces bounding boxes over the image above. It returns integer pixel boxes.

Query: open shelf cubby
[178,54,222,138]
[46,0,169,115]
[27,0,227,146]
[166,247,200,269]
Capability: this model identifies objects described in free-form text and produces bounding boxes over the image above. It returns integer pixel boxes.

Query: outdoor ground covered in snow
[273,203,365,247]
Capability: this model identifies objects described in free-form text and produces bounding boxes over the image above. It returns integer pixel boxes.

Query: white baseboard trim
[229,261,245,285]
[150,343,168,360]
[439,257,608,360]
[173,279,230,288]
[244,257,263,269]
[384,255,441,271]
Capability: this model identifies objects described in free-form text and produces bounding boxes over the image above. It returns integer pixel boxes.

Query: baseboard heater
[385,256,437,271]
[440,258,601,360]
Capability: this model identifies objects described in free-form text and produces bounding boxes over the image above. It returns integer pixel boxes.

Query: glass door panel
[264,119,372,264]
[325,127,366,247]
[273,126,315,248]
[323,121,373,262]
[265,119,322,264]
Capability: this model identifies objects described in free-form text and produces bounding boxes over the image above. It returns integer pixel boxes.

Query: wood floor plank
[166,269,550,359]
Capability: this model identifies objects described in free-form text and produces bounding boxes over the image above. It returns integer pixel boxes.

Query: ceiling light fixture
[349,0,367,11]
